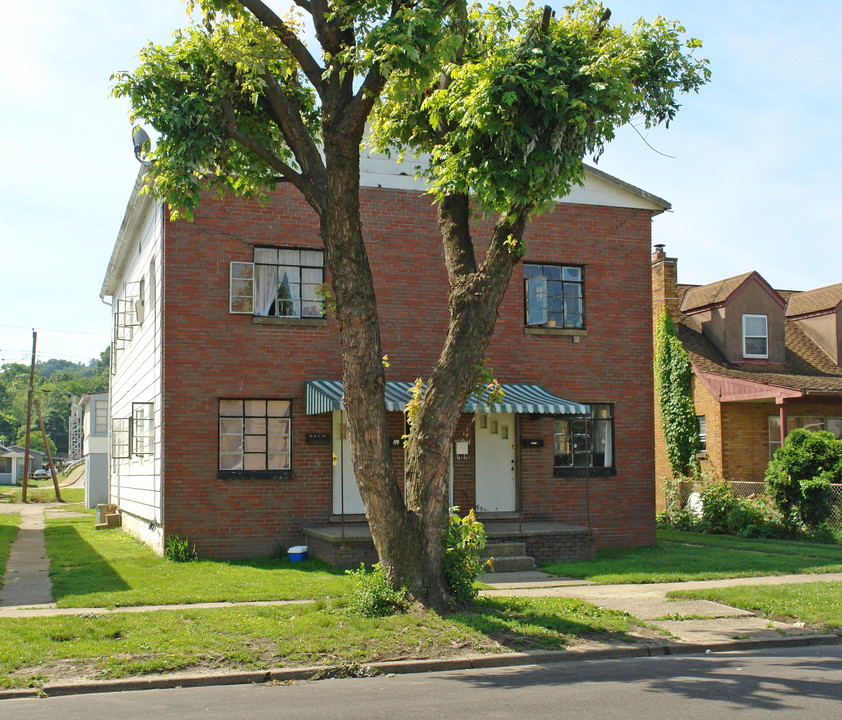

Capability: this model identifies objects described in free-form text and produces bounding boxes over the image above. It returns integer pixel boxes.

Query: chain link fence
[725,480,842,533]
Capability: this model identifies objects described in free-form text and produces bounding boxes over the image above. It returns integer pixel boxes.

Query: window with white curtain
[230,248,324,319]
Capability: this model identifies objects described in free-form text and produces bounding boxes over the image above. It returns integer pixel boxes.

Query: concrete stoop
[482,541,535,573]
[94,503,121,531]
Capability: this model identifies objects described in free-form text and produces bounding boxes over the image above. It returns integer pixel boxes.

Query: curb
[2,632,838,701]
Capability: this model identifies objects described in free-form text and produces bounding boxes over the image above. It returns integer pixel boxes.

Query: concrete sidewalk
[0,503,52,607]
[478,569,842,647]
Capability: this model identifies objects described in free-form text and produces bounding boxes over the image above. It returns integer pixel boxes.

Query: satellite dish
[132,126,151,163]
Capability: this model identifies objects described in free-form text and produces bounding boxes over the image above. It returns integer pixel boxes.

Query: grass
[45,514,352,607]
[0,595,640,689]
[0,486,85,504]
[541,529,842,584]
[669,581,842,631]
[0,514,21,590]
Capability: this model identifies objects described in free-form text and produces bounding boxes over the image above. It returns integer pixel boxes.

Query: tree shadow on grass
[45,525,129,600]
[448,596,642,652]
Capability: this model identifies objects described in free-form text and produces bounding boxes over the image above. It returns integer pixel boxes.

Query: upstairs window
[230,248,324,319]
[742,314,768,358]
[94,399,108,434]
[524,263,584,329]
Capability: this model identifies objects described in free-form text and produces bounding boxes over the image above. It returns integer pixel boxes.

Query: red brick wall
[161,184,657,557]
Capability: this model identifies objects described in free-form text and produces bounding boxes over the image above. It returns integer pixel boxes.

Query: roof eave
[100,166,156,299]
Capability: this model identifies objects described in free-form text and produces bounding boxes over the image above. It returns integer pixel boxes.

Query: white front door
[332,410,365,515]
[475,412,517,512]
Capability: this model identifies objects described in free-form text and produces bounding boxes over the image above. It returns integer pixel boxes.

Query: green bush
[164,534,197,562]
[346,563,408,618]
[765,429,841,529]
[443,507,490,607]
[698,480,734,533]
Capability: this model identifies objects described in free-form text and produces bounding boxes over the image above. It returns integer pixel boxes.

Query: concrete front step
[483,542,535,573]
[484,555,536,573]
[484,541,527,559]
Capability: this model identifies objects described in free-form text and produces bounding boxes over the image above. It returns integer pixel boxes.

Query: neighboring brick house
[652,245,842,510]
[100,153,668,564]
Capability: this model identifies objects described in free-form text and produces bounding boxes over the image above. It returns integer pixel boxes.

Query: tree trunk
[320,127,529,611]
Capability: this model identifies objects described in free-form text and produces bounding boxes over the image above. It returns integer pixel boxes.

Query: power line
[0,324,109,338]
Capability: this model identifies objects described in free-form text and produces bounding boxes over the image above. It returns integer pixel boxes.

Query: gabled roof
[681,271,785,314]
[786,282,842,318]
[676,285,842,397]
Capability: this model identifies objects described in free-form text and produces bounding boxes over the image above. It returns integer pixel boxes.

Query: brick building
[100,154,668,564]
[652,246,842,510]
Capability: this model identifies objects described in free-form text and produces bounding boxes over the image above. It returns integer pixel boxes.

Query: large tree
[114,0,708,610]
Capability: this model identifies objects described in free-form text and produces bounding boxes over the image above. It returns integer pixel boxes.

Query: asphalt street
[4,645,842,719]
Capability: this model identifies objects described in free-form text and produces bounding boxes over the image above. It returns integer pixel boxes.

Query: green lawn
[0,487,85,504]
[0,595,639,689]
[45,514,352,607]
[669,581,842,631]
[541,530,842,584]
[0,515,20,590]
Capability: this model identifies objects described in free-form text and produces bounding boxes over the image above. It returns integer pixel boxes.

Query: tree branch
[220,97,323,214]
[259,70,327,191]
[237,0,325,95]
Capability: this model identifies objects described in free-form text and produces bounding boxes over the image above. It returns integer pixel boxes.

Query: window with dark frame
[553,404,613,476]
[218,399,292,478]
[132,402,154,456]
[524,263,584,329]
[230,248,325,319]
[112,418,131,459]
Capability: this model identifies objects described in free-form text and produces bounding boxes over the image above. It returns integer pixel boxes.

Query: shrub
[698,480,735,534]
[164,534,197,562]
[443,507,490,607]
[765,428,842,529]
[346,563,408,618]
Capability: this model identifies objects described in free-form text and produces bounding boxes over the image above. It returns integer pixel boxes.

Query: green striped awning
[305,380,587,416]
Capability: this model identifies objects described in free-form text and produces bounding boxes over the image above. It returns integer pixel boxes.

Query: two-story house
[652,245,842,509]
[100,154,669,565]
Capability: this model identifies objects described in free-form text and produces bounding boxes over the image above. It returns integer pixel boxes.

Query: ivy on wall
[654,308,700,478]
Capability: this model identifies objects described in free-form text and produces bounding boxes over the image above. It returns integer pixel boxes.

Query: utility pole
[35,399,62,502]
[22,330,37,503]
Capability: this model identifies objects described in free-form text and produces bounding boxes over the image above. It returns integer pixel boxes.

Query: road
[4,645,842,719]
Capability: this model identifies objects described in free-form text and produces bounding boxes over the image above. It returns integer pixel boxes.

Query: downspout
[778,397,789,448]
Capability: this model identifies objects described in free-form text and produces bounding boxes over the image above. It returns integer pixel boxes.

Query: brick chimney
[651,244,679,327]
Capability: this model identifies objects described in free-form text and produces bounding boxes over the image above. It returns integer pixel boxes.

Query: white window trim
[742,313,768,359]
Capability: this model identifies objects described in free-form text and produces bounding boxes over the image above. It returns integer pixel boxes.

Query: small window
[94,399,108,434]
[696,415,706,453]
[524,263,584,329]
[112,417,131,460]
[554,404,613,476]
[219,399,293,478]
[230,249,325,319]
[132,402,154,456]
[742,314,768,358]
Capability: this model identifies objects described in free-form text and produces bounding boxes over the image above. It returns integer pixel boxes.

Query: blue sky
[1,0,840,365]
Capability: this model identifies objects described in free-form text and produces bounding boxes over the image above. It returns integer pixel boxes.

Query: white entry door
[475,412,517,512]
[332,410,365,515]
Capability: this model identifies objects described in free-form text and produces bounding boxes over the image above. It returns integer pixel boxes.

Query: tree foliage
[112,0,708,611]
[765,428,841,529]
[372,1,710,216]
[654,308,699,477]
[0,350,108,454]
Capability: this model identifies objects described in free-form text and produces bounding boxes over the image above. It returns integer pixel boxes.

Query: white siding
[108,202,164,528]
